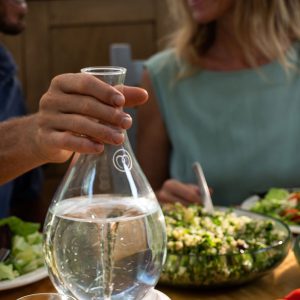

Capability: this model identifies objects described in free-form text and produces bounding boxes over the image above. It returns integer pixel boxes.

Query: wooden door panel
[50,24,155,76]
[49,0,155,25]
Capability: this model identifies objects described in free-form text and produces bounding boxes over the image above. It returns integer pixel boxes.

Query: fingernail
[112,94,125,106]
[94,143,104,152]
[112,132,124,144]
[121,115,132,129]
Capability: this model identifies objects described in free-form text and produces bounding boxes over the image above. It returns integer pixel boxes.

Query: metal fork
[193,162,214,214]
[0,248,10,262]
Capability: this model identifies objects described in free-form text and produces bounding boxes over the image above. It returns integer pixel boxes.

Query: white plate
[143,288,170,300]
[0,270,169,299]
[241,195,300,234]
[0,267,48,291]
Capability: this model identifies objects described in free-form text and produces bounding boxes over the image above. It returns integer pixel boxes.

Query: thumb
[122,86,148,107]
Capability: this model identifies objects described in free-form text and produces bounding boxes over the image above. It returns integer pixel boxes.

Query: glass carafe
[43,67,167,300]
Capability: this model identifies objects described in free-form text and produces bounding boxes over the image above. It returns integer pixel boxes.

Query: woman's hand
[33,73,148,163]
[157,179,202,205]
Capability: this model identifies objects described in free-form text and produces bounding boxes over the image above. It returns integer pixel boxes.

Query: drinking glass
[17,293,75,300]
[43,66,167,300]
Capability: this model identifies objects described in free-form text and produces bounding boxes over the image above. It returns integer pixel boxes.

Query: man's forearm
[0,115,46,185]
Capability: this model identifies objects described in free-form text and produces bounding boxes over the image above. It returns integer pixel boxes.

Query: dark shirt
[0,44,43,218]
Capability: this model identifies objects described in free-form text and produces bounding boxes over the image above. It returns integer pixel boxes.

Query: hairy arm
[0,115,46,184]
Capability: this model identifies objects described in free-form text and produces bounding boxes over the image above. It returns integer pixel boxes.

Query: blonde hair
[166,0,300,73]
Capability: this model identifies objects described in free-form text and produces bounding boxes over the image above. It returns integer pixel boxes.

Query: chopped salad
[250,188,300,225]
[0,217,44,281]
[160,203,290,287]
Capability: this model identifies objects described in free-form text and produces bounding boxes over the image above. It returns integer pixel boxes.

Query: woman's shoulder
[145,48,180,76]
[146,48,175,64]
[290,41,300,65]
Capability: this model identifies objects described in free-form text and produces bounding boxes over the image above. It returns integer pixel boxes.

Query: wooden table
[1,251,299,300]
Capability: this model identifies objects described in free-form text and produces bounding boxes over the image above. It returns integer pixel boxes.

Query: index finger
[51,73,125,107]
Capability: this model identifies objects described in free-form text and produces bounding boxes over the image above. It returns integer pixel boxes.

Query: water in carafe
[43,67,167,300]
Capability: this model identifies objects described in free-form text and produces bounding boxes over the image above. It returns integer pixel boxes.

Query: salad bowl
[159,203,291,288]
[294,234,300,266]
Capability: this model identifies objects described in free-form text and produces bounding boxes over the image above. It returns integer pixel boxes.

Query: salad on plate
[242,188,300,226]
[0,216,44,281]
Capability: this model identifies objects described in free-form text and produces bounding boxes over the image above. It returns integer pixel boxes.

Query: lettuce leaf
[264,188,290,201]
[0,216,40,237]
[0,217,44,280]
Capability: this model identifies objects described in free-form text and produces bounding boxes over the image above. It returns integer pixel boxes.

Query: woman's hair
[166,0,300,71]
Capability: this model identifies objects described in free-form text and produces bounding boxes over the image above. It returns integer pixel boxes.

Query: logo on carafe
[113,149,133,172]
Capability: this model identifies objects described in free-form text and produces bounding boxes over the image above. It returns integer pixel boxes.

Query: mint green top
[145,46,300,206]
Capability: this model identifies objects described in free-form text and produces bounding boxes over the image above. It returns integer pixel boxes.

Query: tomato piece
[281,209,300,223]
[296,192,300,201]
[288,192,300,202]
[282,208,298,214]
[283,289,300,300]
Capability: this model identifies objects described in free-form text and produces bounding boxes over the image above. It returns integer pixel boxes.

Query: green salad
[0,217,44,281]
[250,188,300,225]
[160,203,290,287]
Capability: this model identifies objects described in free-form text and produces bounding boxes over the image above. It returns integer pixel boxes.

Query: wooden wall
[2,0,170,113]
[0,0,171,219]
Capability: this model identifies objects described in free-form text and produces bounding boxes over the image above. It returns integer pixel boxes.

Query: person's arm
[136,70,170,190]
[0,73,148,185]
[136,70,201,204]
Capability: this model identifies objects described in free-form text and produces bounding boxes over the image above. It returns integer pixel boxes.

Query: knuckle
[79,98,92,115]
[36,113,46,128]
[186,194,194,202]
[158,190,166,202]
[59,132,70,148]
[101,126,119,144]
[77,76,89,91]
[39,94,48,110]
[164,179,174,190]
[69,117,79,133]
[101,127,112,142]
[109,109,122,124]
[103,86,114,101]
[39,91,55,110]
[50,74,63,88]
[77,74,95,93]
